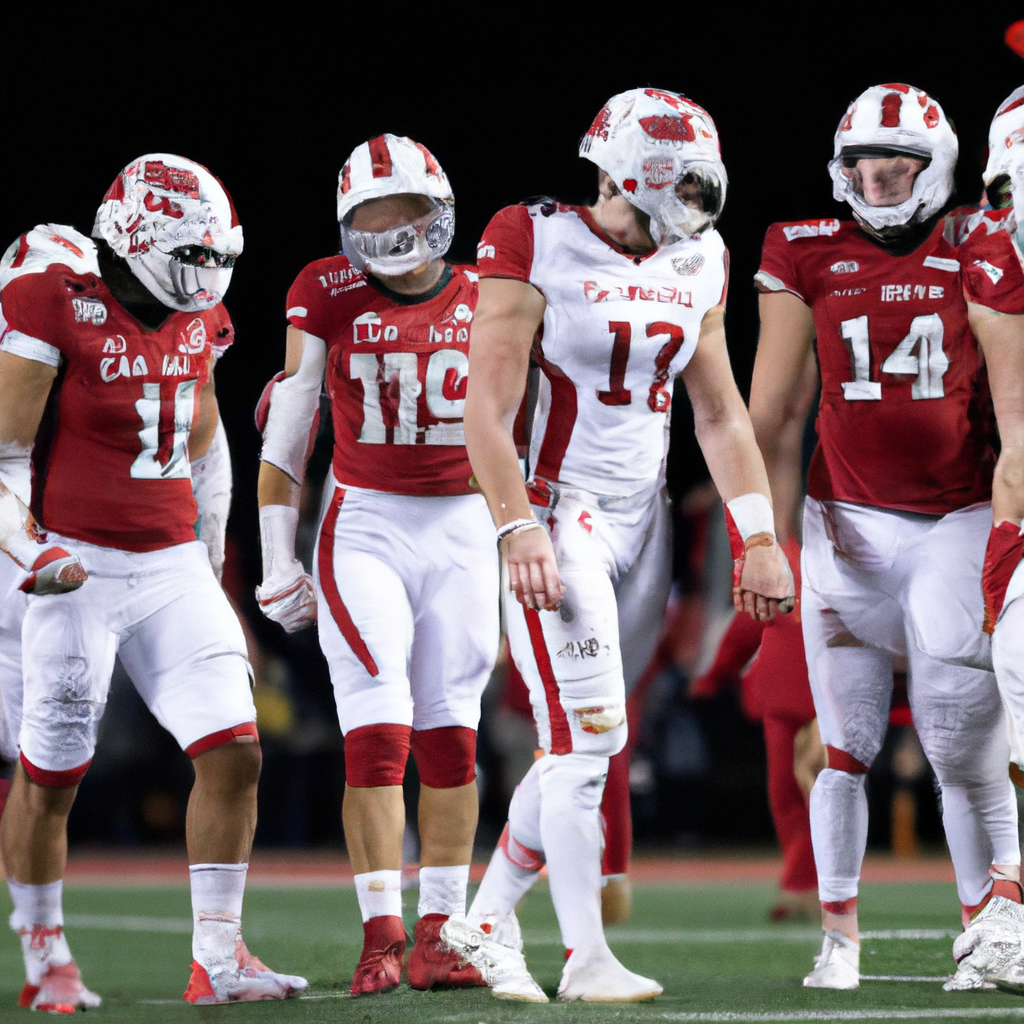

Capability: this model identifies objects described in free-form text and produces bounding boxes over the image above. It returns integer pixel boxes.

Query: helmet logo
[143,192,185,220]
[639,115,696,142]
[622,179,638,193]
[881,93,902,128]
[643,157,676,190]
[368,136,393,179]
[584,105,612,144]
[923,105,940,129]
[414,142,442,179]
[143,161,199,199]
[340,162,352,195]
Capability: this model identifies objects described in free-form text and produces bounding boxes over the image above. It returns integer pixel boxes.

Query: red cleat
[19,961,100,1012]
[408,914,486,990]
[350,915,405,996]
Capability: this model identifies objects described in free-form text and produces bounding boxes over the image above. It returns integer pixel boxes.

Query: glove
[3,522,87,596]
[945,896,1024,991]
[983,520,1024,635]
[256,505,316,633]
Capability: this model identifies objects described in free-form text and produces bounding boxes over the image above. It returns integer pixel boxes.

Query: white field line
[860,974,949,981]
[657,1013,1024,1021]
[64,913,191,933]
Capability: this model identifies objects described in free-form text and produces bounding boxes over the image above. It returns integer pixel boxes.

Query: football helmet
[579,88,727,246]
[829,84,957,240]
[983,87,1024,238]
[93,154,242,312]
[337,134,454,276]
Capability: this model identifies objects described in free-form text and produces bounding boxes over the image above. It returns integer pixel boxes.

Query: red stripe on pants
[319,487,379,677]
[524,607,572,755]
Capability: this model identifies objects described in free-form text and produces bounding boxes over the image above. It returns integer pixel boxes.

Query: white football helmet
[93,154,242,312]
[579,88,727,246]
[983,87,1024,238]
[829,84,957,239]
[337,134,454,276]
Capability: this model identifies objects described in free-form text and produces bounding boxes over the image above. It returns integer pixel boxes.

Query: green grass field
[3,879,1024,1021]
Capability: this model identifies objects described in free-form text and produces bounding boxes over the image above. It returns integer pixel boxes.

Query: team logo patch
[783,220,840,242]
[830,261,859,274]
[974,259,1005,286]
[72,298,107,325]
[179,318,206,355]
[353,311,382,343]
[556,638,600,660]
[643,157,676,190]
[671,253,705,276]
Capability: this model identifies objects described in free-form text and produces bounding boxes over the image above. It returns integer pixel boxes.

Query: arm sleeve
[476,206,535,282]
[961,228,1024,313]
[754,224,808,302]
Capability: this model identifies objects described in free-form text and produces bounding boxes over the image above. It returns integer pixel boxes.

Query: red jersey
[757,216,1024,513]
[286,257,476,496]
[0,225,229,551]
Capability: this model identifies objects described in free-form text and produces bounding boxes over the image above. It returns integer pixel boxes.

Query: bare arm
[970,302,1024,526]
[464,277,562,611]
[0,350,55,449]
[681,305,794,619]
[189,372,219,462]
[748,291,818,542]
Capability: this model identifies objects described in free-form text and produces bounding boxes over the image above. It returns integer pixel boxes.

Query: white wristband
[496,518,542,543]
[259,504,301,580]
[726,493,775,542]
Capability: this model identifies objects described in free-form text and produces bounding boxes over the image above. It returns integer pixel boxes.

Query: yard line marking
[657,1010,1024,1021]
[65,913,192,934]
[860,974,950,981]
[861,928,957,940]
[523,927,954,944]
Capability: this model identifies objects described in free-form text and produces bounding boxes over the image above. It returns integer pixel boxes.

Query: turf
[2,878,1023,1021]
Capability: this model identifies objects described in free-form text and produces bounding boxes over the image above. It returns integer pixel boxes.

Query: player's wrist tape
[0,440,32,508]
[726,493,776,543]
[496,518,543,543]
[259,504,301,580]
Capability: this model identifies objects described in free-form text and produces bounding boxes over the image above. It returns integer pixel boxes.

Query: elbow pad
[256,333,326,485]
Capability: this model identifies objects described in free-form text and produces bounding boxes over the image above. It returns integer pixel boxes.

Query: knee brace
[410,726,476,788]
[499,823,545,871]
[20,752,90,788]
[185,722,259,759]
[345,723,411,787]
[826,745,870,774]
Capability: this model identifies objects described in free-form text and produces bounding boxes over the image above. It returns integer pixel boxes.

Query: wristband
[726,493,776,542]
[496,518,543,544]
[259,504,301,580]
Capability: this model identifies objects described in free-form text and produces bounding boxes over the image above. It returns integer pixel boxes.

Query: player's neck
[589,196,656,254]
[95,241,173,331]
[370,260,444,297]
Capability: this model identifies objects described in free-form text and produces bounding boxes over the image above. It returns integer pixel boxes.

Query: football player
[942,86,1024,993]
[439,88,794,1003]
[749,84,1024,990]
[0,155,307,1009]
[256,135,499,996]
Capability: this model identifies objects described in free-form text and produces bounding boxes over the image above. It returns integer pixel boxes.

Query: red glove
[982,520,1024,635]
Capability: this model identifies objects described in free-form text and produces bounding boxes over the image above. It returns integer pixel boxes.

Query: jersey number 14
[840,313,949,401]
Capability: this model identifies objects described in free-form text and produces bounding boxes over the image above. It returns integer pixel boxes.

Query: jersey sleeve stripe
[0,329,60,367]
[754,270,806,302]
[286,306,308,319]
[317,486,380,677]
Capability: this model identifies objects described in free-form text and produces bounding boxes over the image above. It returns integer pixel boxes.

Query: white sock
[354,870,401,923]
[468,761,544,930]
[538,752,610,956]
[8,880,72,985]
[190,863,247,968]
[417,865,469,918]
[809,769,868,903]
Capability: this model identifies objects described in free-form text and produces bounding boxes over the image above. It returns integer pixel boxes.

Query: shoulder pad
[778,219,843,243]
[1,224,99,289]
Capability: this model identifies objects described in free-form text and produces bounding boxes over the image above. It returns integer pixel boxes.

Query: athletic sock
[354,869,402,923]
[8,879,72,985]
[417,864,469,918]
[537,752,610,957]
[809,768,868,906]
[190,863,247,968]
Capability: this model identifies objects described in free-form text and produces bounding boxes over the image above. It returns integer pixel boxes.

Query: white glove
[256,505,316,633]
[945,896,1024,991]
[0,486,86,595]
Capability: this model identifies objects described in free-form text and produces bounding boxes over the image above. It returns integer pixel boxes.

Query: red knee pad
[411,726,476,788]
[346,723,411,787]
[499,823,545,871]
[825,745,869,774]
[20,752,90,788]
[185,722,259,759]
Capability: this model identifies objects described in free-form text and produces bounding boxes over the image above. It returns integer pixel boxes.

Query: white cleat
[803,929,859,989]
[20,961,101,1012]
[184,958,308,1004]
[557,945,662,1002]
[946,896,1024,992]
[439,915,548,1002]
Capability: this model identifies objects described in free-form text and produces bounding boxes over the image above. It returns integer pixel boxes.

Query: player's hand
[982,520,1024,635]
[256,566,317,632]
[2,520,88,596]
[733,534,795,621]
[503,526,564,612]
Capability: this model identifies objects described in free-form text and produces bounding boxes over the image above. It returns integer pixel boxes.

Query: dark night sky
[2,9,1022,585]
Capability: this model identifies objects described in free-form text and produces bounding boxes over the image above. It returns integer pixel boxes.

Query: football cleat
[438,915,547,1002]
[803,929,860,989]
[183,959,307,1004]
[350,915,405,996]
[946,895,1024,992]
[557,946,662,1002]
[407,914,486,990]
[19,961,101,1013]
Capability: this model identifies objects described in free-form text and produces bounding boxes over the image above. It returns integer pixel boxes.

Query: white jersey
[477,202,727,496]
